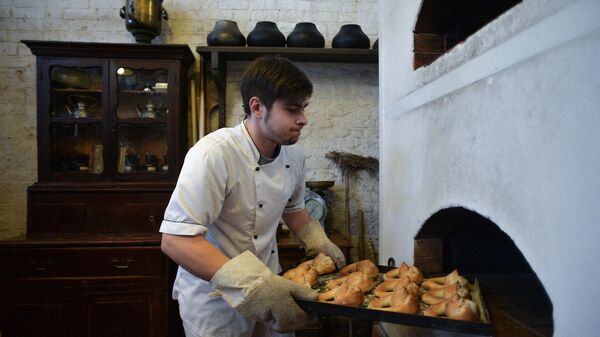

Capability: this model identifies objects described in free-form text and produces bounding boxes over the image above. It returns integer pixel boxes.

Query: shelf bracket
[208,51,227,128]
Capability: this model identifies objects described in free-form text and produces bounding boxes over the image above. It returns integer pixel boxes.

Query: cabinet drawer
[0,247,165,278]
[126,203,167,232]
[29,203,87,232]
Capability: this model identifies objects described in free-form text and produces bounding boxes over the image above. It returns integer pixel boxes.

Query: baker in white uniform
[160,56,346,337]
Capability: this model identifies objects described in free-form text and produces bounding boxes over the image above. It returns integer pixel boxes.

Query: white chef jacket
[160,121,307,337]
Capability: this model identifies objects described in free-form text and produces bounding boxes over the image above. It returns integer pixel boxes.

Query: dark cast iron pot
[207,20,246,46]
[247,21,286,47]
[332,24,370,49]
[286,22,325,48]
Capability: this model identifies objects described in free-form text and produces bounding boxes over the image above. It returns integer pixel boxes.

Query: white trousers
[183,320,295,337]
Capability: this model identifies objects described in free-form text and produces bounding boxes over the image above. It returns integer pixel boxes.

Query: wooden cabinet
[26,183,173,233]
[0,41,194,337]
[0,234,168,337]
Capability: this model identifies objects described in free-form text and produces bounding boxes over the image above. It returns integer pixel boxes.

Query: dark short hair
[240,56,313,117]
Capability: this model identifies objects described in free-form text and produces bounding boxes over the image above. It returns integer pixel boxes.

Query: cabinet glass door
[50,65,102,118]
[48,64,104,176]
[51,124,103,173]
[116,124,168,174]
[114,66,170,176]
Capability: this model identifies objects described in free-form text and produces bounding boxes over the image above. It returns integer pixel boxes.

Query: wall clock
[304,190,327,227]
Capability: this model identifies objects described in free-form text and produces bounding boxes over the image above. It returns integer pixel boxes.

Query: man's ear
[248,97,263,118]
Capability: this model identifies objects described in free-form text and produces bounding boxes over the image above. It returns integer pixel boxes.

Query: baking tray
[296,265,492,336]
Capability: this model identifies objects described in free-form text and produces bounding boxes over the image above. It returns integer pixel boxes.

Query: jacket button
[255,167,260,171]
[271,250,275,254]
[288,199,292,202]
[258,203,263,208]
[253,235,258,239]
[285,164,290,168]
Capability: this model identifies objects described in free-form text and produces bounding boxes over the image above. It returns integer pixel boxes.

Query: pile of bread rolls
[283,256,481,322]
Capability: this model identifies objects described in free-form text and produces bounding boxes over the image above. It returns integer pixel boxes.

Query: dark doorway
[414,0,522,69]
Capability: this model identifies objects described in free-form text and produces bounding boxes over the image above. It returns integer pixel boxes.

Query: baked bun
[311,252,336,275]
[282,263,318,287]
[374,277,419,297]
[422,294,459,317]
[319,283,364,307]
[421,282,469,305]
[326,271,374,293]
[422,269,468,289]
[296,252,336,276]
[367,287,420,314]
[383,262,424,284]
[446,297,480,321]
[339,259,379,279]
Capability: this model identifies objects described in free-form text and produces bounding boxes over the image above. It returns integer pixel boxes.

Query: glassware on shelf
[124,154,140,172]
[64,94,99,118]
[145,153,158,172]
[136,101,158,118]
[65,101,88,118]
[89,145,104,174]
[76,154,90,172]
[161,155,169,172]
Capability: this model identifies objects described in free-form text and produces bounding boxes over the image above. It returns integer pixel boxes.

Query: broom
[326,151,379,260]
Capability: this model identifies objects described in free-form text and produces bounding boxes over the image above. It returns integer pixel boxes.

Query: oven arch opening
[414,207,554,337]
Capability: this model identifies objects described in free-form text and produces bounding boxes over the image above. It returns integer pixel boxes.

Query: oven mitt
[210,250,318,332]
[295,219,346,269]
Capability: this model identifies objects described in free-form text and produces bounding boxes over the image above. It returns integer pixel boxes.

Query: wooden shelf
[196,46,378,63]
[196,46,379,128]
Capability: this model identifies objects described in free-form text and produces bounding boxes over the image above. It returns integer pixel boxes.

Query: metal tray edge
[296,266,493,336]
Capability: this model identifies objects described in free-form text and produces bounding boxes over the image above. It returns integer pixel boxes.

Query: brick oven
[413,207,553,336]
[379,0,600,336]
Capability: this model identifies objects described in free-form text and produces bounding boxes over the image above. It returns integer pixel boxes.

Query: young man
[160,56,346,337]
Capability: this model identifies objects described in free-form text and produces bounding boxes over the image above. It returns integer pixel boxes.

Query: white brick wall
[0,0,379,255]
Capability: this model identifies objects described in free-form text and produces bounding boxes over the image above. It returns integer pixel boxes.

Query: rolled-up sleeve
[160,141,227,236]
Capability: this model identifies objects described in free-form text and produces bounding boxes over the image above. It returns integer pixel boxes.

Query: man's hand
[294,219,346,268]
[210,251,318,332]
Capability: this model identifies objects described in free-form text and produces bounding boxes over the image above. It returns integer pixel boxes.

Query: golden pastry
[373,277,418,297]
[326,271,374,293]
[422,269,468,289]
[282,263,318,287]
[339,259,379,279]
[367,287,420,314]
[383,262,424,284]
[318,283,364,307]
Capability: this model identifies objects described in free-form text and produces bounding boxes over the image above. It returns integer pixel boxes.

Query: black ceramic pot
[207,20,246,46]
[247,21,286,47]
[332,24,370,49]
[286,22,325,48]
